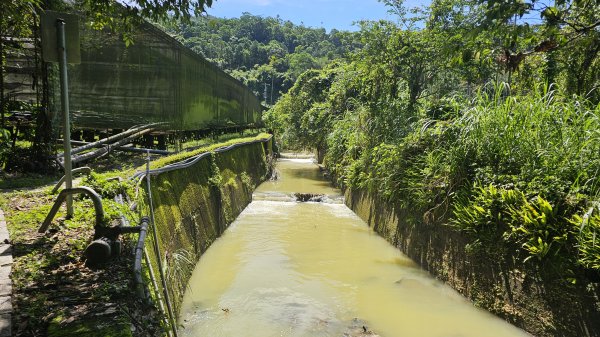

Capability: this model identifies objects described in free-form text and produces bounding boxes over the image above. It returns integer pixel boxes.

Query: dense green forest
[266,0,600,279]
[158,14,361,104]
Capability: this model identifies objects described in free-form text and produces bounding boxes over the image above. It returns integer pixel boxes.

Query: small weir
[177,157,529,336]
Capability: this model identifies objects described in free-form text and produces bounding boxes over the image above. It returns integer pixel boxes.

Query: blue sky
[204,0,426,32]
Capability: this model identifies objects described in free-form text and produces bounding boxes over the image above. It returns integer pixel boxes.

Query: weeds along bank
[267,71,600,335]
[340,92,600,336]
[140,135,273,312]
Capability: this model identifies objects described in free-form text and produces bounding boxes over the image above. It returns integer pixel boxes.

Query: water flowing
[178,157,529,337]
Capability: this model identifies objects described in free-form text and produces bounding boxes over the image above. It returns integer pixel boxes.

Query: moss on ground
[1,187,165,336]
[146,133,271,170]
[142,137,271,313]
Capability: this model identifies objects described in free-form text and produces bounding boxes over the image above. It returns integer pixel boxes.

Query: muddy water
[178,158,529,337]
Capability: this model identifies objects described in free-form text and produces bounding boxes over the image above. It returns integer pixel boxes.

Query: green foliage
[164,248,196,299]
[266,0,600,277]
[84,0,213,22]
[570,204,600,270]
[82,172,134,199]
[0,128,12,170]
[452,184,572,261]
[208,153,223,187]
[0,0,41,39]
[507,196,566,261]
[264,66,341,150]
[240,171,254,190]
[457,86,600,197]
[73,0,215,44]
[445,88,598,267]
[158,14,360,103]
[271,59,600,274]
[451,185,525,249]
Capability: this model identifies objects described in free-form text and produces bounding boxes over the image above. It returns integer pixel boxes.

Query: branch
[496,20,598,72]
[562,17,600,33]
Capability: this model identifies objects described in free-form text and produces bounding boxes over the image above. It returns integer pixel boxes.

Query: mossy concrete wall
[345,188,600,337]
[146,139,272,313]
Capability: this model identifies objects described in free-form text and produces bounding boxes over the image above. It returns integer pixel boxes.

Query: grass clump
[146,132,271,170]
[442,87,600,273]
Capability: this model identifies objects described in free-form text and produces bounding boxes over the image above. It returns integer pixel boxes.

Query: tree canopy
[158,14,361,104]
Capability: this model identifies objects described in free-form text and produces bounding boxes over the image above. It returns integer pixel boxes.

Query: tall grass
[325,83,600,274]
[451,84,600,198]
[445,85,600,272]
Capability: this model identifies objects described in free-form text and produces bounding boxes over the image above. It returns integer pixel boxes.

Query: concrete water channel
[177,156,531,337]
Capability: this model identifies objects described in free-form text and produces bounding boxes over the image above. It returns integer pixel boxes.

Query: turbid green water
[178,158,530,337]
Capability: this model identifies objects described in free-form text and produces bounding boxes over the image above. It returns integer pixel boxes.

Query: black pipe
[134,217,149,299]
[64,124,157,156]
[57,139,171,155]
[131,135,273,180]
[51,166,92,193]
[39,186,104,233]
[84,225,143,265]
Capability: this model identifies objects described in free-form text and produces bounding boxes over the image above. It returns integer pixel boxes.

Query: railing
[131,134,273,180]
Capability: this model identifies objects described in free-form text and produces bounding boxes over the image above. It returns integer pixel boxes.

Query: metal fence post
[56,19,73,217]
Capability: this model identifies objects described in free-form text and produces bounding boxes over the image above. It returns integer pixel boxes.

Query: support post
[56,19,73,217]
[146,151,178,337]
[270,74,274,105]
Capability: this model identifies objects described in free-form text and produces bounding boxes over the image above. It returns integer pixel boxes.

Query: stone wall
[145,139,272,312]
[345,188,600,337]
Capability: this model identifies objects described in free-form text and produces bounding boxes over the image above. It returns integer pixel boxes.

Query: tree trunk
[545,50,557,86]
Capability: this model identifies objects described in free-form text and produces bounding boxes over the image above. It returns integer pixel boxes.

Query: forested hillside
[266,1,600,326]
[158,14,361,104]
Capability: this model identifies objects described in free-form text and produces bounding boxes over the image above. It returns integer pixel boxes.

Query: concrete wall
[345,188,600,337]
[145,139,272,312]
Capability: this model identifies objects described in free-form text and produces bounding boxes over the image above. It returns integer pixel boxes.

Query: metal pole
[134,217,149,299]
[146,151,178,337]
[56,19,73,217]
[270,75,274,105]
[264,82,267,102]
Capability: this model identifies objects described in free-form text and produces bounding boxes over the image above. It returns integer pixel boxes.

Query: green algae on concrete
[141,136,273,313]
[344,187,600,337]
